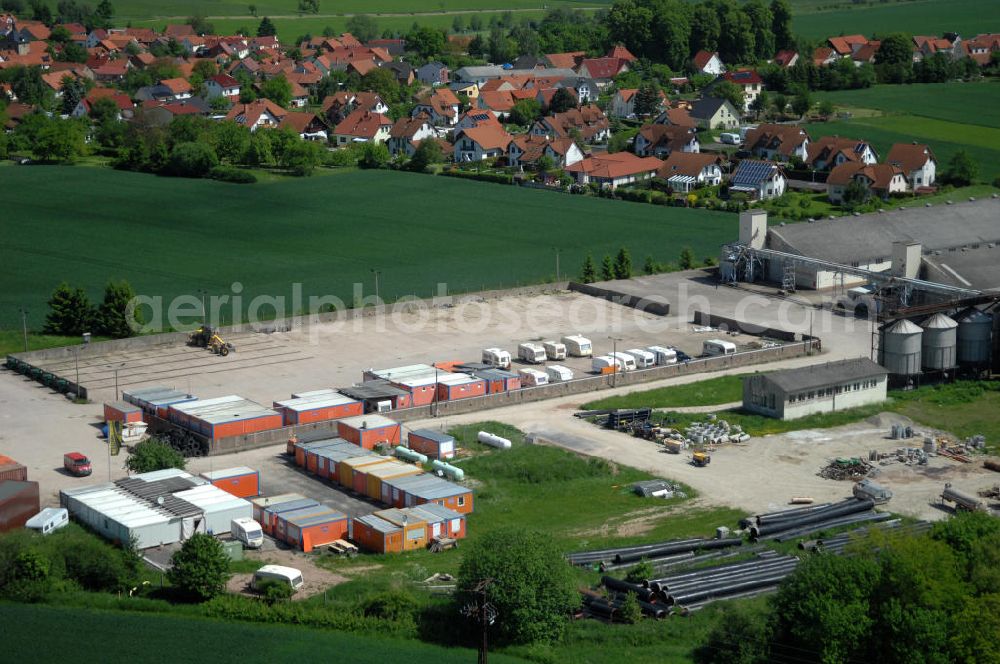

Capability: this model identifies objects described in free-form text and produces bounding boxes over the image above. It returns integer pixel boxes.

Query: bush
[257,579,294,603]
[326,148,359,168]
[440,169,513,185]
[618,591,643,624]
[209,166,257,184]
[167,533,230,602]
[125,438,186,474]
[359,589,418,623]
[167,141,219,177]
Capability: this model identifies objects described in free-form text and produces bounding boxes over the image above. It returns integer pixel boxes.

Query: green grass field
[791,0,999,40]
[809,83,1000,184]
[1,603,528,663]
[1,166,734,331]
[583,374,746,410]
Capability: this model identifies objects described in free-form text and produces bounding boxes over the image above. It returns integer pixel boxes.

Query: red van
[63,452,92,477]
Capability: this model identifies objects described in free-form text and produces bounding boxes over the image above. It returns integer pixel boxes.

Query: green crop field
[815,83,1000,129]
[791,0,998,40]
[1,166,734,330]
[1,603,528,663]
[808,83,1000,185]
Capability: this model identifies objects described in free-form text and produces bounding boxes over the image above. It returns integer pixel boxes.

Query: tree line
[579,246,708,283]
[44,280,140,338]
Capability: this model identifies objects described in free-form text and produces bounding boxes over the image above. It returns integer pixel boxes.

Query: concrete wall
[691,310,803,343]
[155,340,818,456]
[567,282,670,316]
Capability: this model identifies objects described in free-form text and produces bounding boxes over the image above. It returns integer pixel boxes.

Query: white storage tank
[921,313,958,370]
[955,308,992,366]
[477,431,512,449]
[879,319,922,376]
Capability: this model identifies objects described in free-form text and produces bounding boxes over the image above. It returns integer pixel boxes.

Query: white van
[719,132,741,145]
[610,352,637,371]
[518,368,549,386]
[253,565,304,592]
[545,365,574,382]
[25,507,68,535]
[231,517,264,549]
[542,341,567,361]
[647,345,677,365]
[592,355,619,373]
[517,343,547,364]
[624,348,655,368]
[561,334,593,357]
[482,347,511,369]
[703,339,737,356]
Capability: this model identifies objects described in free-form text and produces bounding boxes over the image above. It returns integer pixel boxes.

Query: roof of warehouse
[410,429,455,443]
[275,394,358,410]
[922,244,1000,291]
[171,396,279,424]
[338,414,399,430]
[115,476,204,517]
[338,381,410,400]
[384,473,468,499]
[354,513,399,534]
[200,466,256,480]
[756,357,887,393]
[768,198,1000,265]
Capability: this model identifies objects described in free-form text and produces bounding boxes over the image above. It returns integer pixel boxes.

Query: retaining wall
[568,282,671,316]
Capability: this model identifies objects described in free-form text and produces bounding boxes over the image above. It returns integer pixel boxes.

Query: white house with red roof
[333,108,393,144]
[388,115,437,156]
[205,73,240,101]
[453,125,513,161]
[564,152,663,190]
[692,50,725,75]
[714,70,763,112]
[224,99,287,131]
[886,143,937,189]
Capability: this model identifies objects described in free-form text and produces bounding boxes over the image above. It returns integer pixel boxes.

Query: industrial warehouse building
[725,199,1000,291]
[742,357,888,419]
[60,469,251,548]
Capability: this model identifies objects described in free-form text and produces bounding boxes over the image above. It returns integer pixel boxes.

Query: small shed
[104,400,144,423]
[199,467,260,498]
[282,507,349,552]
[373,507,428,551]
[351,514,403,554]
[408,429,456,460]
[337,415,402,450]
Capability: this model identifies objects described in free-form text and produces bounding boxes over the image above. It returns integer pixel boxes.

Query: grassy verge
[0,330,112,357]
[605,378,1000,450]
[582,375,746,410]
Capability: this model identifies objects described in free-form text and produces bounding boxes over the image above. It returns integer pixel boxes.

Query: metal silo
[879,319,922,376]
[921,313,958,370]
[955,308,993,366]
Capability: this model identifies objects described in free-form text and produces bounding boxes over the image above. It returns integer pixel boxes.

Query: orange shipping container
[350,514,404,554]
[365,463,422,502]
[103,400,144,423]
[337,456,389,490]
[199,467,259,498]
[375,508,428,551]
[283,509,349,552]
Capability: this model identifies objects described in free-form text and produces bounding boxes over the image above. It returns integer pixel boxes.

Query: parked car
[63,452,92,477]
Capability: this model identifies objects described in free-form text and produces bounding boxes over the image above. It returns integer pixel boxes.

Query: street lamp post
[19,308,28,352]
[553,247,561,282]
[112,362,125,400]
[371,269,381,302]
[608,336,622,387]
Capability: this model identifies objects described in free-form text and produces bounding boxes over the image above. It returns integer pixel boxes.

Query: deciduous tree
[167,533,229,601]
[125,438,186,474]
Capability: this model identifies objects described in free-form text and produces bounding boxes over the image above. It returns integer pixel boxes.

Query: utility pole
[371,269,381,302]
[112,362,125,401]
[19,308,28,352]
[553,247,561,282]
[462,579,496,664]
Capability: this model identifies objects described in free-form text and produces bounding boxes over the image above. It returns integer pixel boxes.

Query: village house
[609,87,667,119]
[886,142,937,190]
[416,61,449,86]
[743,124,811,162]
[806,136,879,170]
[224,99,287,131]
[387,115,437,157]
[827,162,908,203]
[204,73,240,101]
[634,124,700,158]
[453,125,513,161]
[712,70,763,112]
[656,152,724,193]
[333,108,393,145]
[692,50,725,75]
[687,97,740,130]
[71,87,134,120]
[531,104,610,143]
[827,34,869,58]
[506,135,583,170]
[773,50,799,68]
[730,160,786,200]
[564,152,663,190]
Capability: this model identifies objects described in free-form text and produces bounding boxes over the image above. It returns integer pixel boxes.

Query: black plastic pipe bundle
[614,537,742,564]
[772,511,892,542]
[657,558,800,598]
[648,551,780,592]
[667,566,798,606]
[567,538,704,566]
[750,499,875,539]
[601,576,658,603]
[744,501,836,528]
